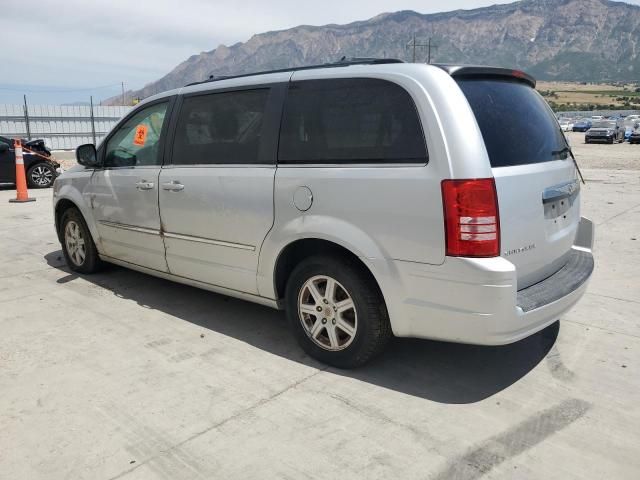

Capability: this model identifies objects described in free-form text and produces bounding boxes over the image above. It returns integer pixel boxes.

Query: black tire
[60,207,102,274]
[285,255,392,369]
[27,162,55,188]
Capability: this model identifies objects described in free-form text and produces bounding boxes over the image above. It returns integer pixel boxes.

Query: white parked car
[53,60,594,368]
[559,119,574,131]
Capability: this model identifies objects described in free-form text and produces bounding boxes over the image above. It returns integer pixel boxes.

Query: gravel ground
[567,131,640,171]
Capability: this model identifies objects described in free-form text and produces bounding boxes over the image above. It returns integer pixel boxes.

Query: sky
[1,0,640,104]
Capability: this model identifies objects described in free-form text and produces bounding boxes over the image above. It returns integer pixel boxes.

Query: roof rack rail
[185,57,404,87]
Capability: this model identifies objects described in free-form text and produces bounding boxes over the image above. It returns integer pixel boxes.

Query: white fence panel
[0,104,133,150]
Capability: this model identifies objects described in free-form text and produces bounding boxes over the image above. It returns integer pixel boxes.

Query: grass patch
[557,90,640,96]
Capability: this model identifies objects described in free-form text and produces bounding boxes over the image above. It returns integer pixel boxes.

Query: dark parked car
[572,119,592,132]
[630,124,640,144]
[0,136,60,188]
[585,120,624,144]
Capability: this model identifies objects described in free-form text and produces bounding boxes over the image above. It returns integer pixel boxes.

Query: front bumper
[386,217,595,345]
[586,134,614,142]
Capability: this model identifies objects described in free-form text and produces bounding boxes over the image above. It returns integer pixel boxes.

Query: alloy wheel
[298,275,358,351]
[31,165,53,187]
[64,220,86,266]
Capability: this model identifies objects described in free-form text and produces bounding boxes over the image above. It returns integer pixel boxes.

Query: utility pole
[23,95,31,140]
[406,35,438,64]
[121,82,125,106]
[90,96,96,145]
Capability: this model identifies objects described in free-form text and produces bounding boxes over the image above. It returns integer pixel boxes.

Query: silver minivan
[53,59,594,368]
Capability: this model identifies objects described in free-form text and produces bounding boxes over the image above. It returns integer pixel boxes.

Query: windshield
[592,121,615,128]
[457,78,569,167]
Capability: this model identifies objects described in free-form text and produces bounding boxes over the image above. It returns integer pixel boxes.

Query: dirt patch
[567,131,640,171]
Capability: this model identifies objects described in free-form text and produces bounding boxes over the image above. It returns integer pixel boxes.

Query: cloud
[2,0,640,101]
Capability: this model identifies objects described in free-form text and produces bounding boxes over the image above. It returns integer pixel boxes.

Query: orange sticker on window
[133,124,148,146]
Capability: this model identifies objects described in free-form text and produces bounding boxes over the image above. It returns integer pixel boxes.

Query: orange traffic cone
[9,139,36,203]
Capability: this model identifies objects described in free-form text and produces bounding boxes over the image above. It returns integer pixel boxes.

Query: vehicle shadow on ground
[45,250,558,405]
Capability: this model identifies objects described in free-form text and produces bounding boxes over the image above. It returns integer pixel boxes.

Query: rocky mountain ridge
[111,0,640,104]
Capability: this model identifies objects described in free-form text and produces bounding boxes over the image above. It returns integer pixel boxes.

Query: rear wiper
[552,146,585,185]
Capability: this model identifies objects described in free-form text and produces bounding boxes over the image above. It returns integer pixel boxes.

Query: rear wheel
[27,162,55,188]
[60,208,102,273]
[285,255,392,369]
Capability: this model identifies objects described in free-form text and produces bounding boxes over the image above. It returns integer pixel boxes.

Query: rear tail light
[441,178,500,257]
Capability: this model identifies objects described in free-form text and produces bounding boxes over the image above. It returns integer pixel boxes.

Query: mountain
[110,0,640,104]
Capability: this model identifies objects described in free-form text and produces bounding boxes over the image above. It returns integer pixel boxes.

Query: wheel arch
[54,192,101,251]
[271,238,387,306]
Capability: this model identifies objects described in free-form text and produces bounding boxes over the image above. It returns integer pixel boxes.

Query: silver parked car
[53,59,594,368]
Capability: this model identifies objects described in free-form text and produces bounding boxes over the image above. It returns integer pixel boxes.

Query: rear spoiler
[434,64,536,88]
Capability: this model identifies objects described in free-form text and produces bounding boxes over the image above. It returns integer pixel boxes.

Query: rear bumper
[386,217,595,345]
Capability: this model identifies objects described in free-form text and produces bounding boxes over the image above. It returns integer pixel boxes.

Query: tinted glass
[172,89,270,165]
[278,79,427,164]
[457,79,569,167]
[104,102,168,168]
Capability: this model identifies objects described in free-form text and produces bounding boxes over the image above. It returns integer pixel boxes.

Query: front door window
[104,102,168,168]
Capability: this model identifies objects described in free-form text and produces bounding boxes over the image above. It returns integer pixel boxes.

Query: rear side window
[172,89,270,165]
[457,78,568,167]
[278,78,427,164]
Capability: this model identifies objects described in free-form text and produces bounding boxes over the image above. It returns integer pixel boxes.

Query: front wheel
[285,255,392,369]
[27,162,55,188]
[60,208,102,273]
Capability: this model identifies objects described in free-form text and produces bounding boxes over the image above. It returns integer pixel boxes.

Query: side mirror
[76,143,99,168]
[0,142,8,153]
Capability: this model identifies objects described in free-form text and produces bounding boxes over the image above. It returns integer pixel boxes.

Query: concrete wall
[0,104,132,150]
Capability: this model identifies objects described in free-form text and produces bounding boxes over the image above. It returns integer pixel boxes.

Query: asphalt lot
[1,165,639,479]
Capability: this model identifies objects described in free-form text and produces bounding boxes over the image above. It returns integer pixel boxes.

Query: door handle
[136,180,155,190]
[162,181,184,192]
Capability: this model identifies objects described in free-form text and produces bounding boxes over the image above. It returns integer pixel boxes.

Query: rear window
[278,78,427,164]
[457,78,569,167]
